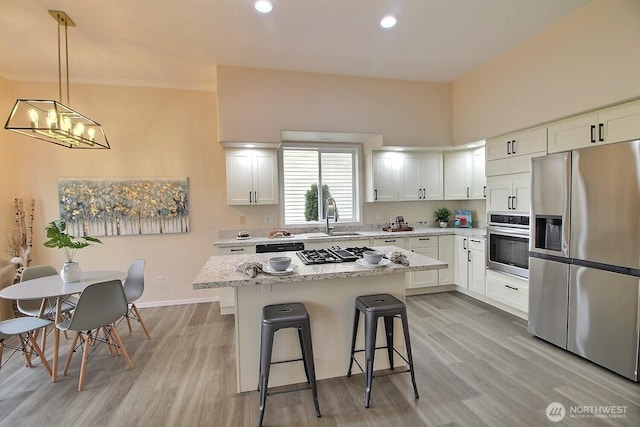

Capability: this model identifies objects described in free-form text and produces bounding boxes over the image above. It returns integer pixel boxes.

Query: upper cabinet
[485,127,547,176]
[444,147,485,200]
[548,100,640,154]
[225,148,279,205]
[369,151,443,202]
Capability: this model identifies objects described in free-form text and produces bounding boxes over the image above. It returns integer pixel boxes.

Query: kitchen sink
[301,231,362,238]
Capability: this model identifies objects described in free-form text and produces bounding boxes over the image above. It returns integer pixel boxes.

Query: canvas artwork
[58,177,189,236]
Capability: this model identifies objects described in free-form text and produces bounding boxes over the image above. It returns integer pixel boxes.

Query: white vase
[439,221,448,228]
[61,262,82,283]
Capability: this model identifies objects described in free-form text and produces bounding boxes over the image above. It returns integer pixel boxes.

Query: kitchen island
[193,246,446,393]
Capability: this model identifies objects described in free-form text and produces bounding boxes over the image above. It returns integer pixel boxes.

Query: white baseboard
[135,296,220,309]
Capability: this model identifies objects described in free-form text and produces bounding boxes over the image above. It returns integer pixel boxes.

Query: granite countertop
[192,246,447,289]
[214,226,486,247]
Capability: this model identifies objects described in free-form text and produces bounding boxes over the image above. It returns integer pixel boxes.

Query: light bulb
[255,1,273,14]
[87,128,96,142]
[380,15,397,29]
[73,122,85,137]
[28,109,39,129]
[46,109,58,129]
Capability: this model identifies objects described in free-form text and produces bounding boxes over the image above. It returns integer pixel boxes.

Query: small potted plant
[434,207,451,228]
[43,219,102,282]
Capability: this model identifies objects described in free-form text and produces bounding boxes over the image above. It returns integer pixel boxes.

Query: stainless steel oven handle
[487,225,530,238]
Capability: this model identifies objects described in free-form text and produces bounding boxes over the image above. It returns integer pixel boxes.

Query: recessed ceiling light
[380,15,397,29]
[255,1,273,14]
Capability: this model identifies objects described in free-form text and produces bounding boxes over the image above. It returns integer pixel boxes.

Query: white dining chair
[58,279,134,391]
[0,316,53,376]
[122,259,151,339]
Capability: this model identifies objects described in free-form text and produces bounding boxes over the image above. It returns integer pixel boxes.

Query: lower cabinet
[485,269,529,313]
[408,236,439,288]
[454,235,486,295]
[217,245,256,315]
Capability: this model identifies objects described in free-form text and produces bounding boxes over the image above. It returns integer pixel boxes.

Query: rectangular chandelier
[5,99,110,149]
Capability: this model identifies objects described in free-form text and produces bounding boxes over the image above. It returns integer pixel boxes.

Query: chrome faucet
[325,196,337,234]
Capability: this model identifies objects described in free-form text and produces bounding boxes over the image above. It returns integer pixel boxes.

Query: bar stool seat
[258,302,321,427]
[347,293,419,408]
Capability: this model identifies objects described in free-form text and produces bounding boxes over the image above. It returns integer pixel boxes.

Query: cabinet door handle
[423,188,426,199]
[511,139,516,154]
[467,250,471,262]
[590,124,596,143]
[463,238,467,250]
[254,191,257,203]
[598,123,604,142]
[466,187,470,198]
[507,196,512,210]
[374,189,378,201]
[512,195,516,210]
[483,185,486,198]
[249,191,253,203]
[470,239,480,243]
[505,284,519,291]
[506,140,511,155]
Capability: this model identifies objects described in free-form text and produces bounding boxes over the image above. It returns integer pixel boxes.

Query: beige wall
[452,0,640,144]
[217,66,453,147]
[1,81,222,305]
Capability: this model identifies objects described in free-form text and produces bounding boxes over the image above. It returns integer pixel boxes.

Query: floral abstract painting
[58,177,189,236]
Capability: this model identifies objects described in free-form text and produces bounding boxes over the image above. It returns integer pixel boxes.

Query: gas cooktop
[296,246,374,265]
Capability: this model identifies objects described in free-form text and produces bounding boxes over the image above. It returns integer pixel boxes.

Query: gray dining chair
[0,315,53,376]
[58,279,134,391]
[122,259,151,339]
[19,265,76,347]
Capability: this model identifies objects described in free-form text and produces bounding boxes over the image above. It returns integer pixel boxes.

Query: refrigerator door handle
[598,123,604,142]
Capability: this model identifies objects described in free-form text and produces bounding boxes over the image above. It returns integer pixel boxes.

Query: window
[281,145,360,226]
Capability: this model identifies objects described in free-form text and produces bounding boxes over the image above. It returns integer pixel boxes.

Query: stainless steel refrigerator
[528,139,640,381]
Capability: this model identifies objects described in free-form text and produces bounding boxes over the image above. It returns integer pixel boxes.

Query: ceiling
[0,0,591,91]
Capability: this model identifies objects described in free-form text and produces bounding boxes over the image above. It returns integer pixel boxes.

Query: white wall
[452,0,640,144]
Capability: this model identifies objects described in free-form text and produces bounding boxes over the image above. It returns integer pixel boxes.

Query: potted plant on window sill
[434,207,451,228]
[43,219,102,283]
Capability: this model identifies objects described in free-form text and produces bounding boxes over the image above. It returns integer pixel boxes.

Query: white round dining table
[0,270,127,382]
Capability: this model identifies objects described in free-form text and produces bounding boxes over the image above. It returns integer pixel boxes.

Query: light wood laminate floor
[0,292,638,426]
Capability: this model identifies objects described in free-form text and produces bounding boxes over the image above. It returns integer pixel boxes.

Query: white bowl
[269,256,292,271]
[363,251,383,265]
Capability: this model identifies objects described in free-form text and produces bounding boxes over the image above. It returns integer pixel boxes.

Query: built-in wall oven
[486,212,530,279]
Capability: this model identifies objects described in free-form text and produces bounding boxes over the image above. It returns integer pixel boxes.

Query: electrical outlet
[376,211,384,220]
[240,215,246,225]
[264,215,273,223]
[262,283,272,293]
[156,276,164,286]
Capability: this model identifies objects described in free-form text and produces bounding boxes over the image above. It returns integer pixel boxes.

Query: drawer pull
[505,284,519,291]
[384,239,396,243]
[230,248,245,252]
[418,238,431,241]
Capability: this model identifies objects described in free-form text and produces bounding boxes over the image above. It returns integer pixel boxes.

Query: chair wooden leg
[125,311,133,333]
[78,333,91,392]
[109,326,134,369]
[64,332,79,375]
[0,343,4,371]
[132,304,151,339]
[19,334,34,368]
[28,332,52,376]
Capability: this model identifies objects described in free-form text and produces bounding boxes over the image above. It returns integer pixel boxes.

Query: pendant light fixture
[4,10,109,149]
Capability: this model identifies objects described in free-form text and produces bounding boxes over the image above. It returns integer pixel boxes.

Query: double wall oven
[486,212,530,279]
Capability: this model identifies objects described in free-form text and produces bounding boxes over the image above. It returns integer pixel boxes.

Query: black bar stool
[258,302,321,427]
[347,293,419,408]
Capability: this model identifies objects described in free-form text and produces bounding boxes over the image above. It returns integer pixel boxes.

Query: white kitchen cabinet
[225,148,278,205]
[217,245,257,315]
[548,100,640,153]
[485,127,547,161]
[485,269,529,313]
[486,173,530,213]
[399,152,444,200]
[437,234,455,285]
[370,151,443,201]
[444,148,485,200]
[408,236,439,288]
[371,152,396,202]
[455,235,485,294]
[371,236,405,249]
